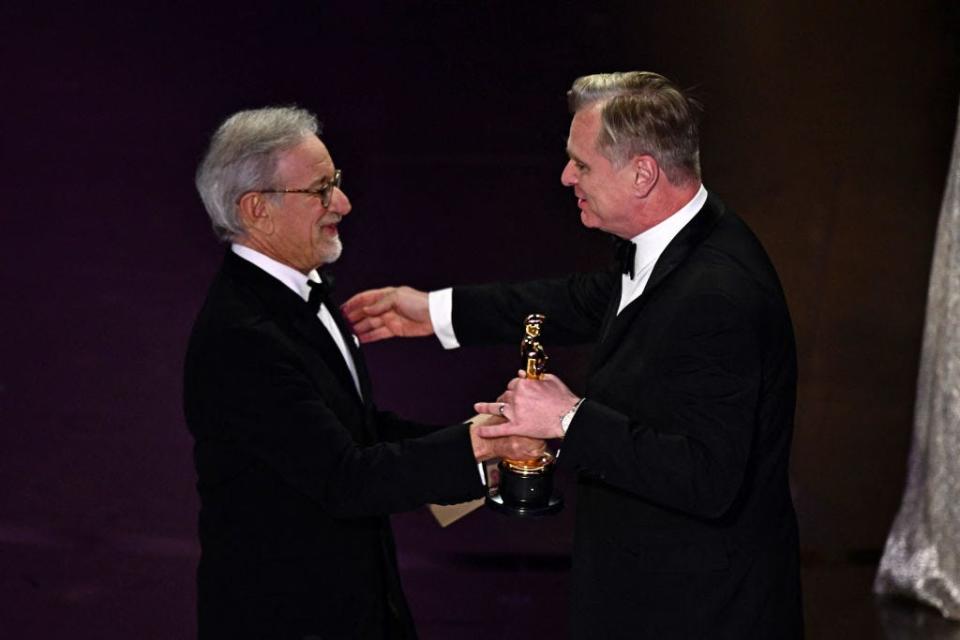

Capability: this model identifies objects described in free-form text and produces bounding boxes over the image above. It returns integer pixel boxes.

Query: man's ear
[237,192,273,235]
[632,155,659,198]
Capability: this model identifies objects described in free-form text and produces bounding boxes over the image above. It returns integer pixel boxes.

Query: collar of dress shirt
[627,183,708,279]
[231,243,325,302]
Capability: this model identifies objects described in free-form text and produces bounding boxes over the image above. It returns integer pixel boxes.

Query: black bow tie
[307,272,336,314]
[615,239,636,279]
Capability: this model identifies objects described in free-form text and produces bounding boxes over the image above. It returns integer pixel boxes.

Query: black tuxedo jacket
[184,252,484,639]
[453,194,802,639]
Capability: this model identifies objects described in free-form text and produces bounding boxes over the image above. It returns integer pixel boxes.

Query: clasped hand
[469,413,545,462]
[474,372,580,441]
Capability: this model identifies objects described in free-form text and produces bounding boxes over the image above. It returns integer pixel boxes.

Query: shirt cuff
[428,288,460,350]
[561,398,586,434]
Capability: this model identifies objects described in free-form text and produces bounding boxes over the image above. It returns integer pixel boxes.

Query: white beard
[320,235,343,264]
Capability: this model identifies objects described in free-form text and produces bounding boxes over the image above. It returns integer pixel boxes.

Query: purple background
[2,2,959,638]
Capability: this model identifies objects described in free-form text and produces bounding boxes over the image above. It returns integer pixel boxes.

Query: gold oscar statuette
[486,314,564,516]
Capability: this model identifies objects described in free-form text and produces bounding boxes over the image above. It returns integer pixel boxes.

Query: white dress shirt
[616,184,707,314]
[231,244,362,398]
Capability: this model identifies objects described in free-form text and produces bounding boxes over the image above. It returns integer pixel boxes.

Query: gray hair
[568,72,701,185]
[195,106,320,240]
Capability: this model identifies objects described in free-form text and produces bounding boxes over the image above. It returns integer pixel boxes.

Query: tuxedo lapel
[292,306,379,445]
[288,312,367,405]
[597,273,623,344]
[223,252,366,408]
[322,290,375,407]
[641,195,725,297]
[590,195,726,368]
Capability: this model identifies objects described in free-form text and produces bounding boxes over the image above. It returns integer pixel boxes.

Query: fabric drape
[875,104,960,620]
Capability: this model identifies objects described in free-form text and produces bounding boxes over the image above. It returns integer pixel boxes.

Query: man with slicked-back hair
[346,72,803,639]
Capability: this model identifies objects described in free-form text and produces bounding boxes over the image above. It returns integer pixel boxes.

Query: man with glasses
[184,106,541,639]
[345,72,803,638]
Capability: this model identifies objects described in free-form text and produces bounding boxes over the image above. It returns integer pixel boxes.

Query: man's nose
[560,160,577,187]
[329,187,351,215]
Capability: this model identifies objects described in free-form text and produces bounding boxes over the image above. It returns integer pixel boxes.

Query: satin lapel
[325,297,375,408]
[283,310,379,444]
[319,300,378,443]
[588,274,623,373]
[223,252,365,408]
[287,311,366,407]
[590,195,726,368]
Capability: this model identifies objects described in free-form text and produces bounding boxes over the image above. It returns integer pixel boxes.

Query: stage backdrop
[1,2,957,637]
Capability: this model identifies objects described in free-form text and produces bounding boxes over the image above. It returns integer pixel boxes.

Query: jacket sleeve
[452,270,617,346]
[560,293,761,519]
[193,325,485,518]
[373,409,449,441]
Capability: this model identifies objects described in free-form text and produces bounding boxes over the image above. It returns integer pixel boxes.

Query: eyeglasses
[257,169,343,208]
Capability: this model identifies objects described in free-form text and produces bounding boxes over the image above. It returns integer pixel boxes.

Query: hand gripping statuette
[486,314,564,516]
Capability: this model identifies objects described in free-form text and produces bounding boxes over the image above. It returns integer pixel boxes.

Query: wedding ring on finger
[498,403,507,417]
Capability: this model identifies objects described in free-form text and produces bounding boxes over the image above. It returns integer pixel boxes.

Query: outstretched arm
[342,286,433,343]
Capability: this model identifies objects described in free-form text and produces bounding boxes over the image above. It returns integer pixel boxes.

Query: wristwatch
[560,398,586,434]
